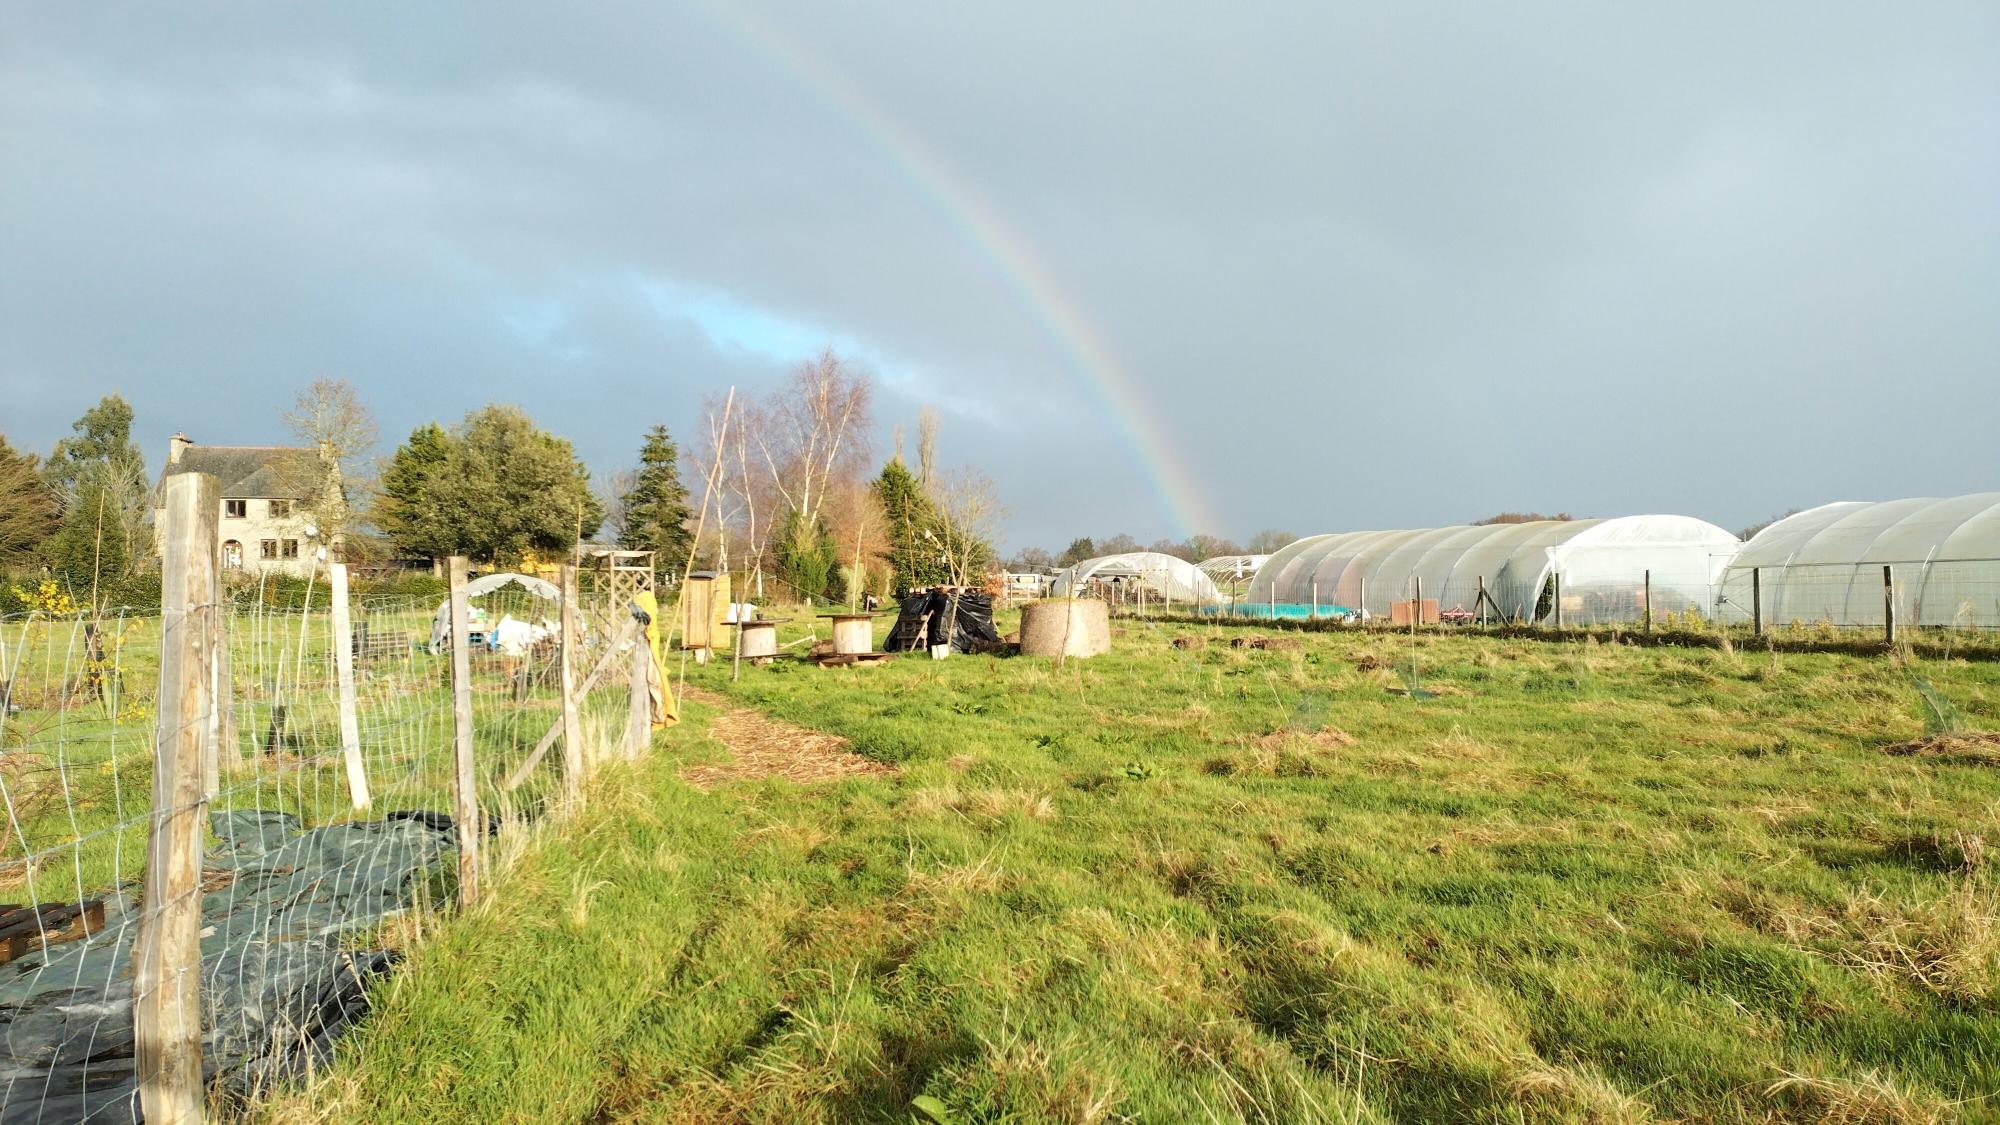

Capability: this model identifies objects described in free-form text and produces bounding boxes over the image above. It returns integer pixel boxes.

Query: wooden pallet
[813,652,897,668]
[0,899,106,966]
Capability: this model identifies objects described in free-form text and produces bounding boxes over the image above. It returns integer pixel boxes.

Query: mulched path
[678,687,898,788]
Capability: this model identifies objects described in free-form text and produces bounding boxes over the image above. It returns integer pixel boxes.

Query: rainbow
[688,3,1217,540]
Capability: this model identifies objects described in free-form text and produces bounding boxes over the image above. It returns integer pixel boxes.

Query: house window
[268,499,292,518]
[281,539,300,559]
[260,539,279,560]
[224,499,247,519]
[222,540,243,569]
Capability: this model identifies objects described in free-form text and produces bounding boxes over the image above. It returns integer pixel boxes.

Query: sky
[3,2,1996,551]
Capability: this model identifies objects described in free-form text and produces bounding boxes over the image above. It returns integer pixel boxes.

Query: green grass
[241,617,2000,1121]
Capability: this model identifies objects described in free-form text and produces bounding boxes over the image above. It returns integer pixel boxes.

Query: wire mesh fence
[0,477,646,1122]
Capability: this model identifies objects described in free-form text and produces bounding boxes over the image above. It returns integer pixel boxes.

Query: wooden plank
[559,564,584,804]
[135,470,215,1125]
[447,556,481,908]
[330,562,370,811]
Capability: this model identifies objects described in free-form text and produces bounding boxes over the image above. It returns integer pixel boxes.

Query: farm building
[1716,492,2000,629]
[1050,552,1221,605]
[1246,516,1740,625]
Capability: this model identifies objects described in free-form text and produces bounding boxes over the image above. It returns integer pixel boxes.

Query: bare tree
[280,377,379,555]
[755,350,874,555]
[915,406,939,487]
[926,467,1004,588]
[597,467,639,543]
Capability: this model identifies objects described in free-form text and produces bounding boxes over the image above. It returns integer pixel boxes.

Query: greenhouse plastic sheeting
[0,811,455,1123]
[1050,553,1222,605]
[1716,493,2000,628]
[1246,516,1739,625]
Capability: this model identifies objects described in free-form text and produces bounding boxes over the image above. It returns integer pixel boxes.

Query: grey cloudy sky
[4,2,1995,550]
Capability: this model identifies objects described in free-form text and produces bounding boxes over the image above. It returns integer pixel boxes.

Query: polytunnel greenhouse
[1716,492,2000,629]
[1050,552,1221,605]
[1243,516,1740,624]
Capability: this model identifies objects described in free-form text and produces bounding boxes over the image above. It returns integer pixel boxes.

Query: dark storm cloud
[3,2,1995,548]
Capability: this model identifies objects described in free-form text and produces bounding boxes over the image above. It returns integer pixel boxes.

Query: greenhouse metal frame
[1717,493,2000,629]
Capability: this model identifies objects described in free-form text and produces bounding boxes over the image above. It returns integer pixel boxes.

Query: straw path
[679,687,897,787]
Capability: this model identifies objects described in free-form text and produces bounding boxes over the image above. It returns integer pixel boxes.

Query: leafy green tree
[40,396,147,590]
[773,509,838,602]
[375,422,456,561]
[0,435,58,565]
[1056,537,1096,567]
[376,408,602,565]
[617,424,693,572]
[873,457,949,594]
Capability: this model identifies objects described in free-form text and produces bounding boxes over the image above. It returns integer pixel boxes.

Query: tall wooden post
[1751,567,1763,636]
[1359,576,1368,626]
[136,471,216,1125]
[1883,564,1896,646]
[1477,575,1488,628]
[1552,572,1563,629]
[559,564,585,803]
[1310,579,1319,621]
[447,557,481,907]
[1643,570,1652,635]
[625,617,651,760]
[1414,576,1423,627]
[329,562,369,811]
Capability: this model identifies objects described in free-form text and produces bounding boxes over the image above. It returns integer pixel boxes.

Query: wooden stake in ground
[559,564,585,804]
[447,556,481,907]
[135,470,217,1125]
[330,562,370,810]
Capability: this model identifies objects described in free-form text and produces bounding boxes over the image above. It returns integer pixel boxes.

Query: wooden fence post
[447,557,481,908]
[329,562,369,811]
[1643,570,1652,635]
[1883,564,1896,647]
[136,471,216,1125]
[1477,576,1488,628]
[559,564,585,803]
[1552,572,1563,629]
[1310,579,1319,621]
[1751,567,1763,636]
[625,617,651,759]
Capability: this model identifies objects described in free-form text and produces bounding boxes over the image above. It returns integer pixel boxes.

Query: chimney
[168,432,192,465]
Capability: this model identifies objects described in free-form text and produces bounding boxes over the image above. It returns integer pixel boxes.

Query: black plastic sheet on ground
[0,811,456,1123]
[884,590,1003,654]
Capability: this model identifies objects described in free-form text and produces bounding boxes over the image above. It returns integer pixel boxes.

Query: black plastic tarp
[884,590,1002,653]
[0,811,456,1123]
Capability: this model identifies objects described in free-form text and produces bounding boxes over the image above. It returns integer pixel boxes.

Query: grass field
[243,614,2000,1121]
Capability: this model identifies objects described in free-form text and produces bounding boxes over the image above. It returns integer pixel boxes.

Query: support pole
[625,619,651,759]
[447,556,481,907]
[1311,579,1319,621]
[1643,569,1652,636]
[1360,576,1368,626]
[1552,572,1563,630]
[559,564,584,804]
[1413,576,1423,626]
[1883,564,1896,647]
[330,562,369,810]
[1751,567,1763,636]
[136,471,216,1125]
[1477,576,1488,628]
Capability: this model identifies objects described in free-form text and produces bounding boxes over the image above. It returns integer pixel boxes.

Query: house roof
[159,445,316,500]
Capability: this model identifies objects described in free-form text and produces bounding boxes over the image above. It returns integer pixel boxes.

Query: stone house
[154,433,338,577]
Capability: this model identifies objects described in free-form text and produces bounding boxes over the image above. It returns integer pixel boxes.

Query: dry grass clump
[1881,730,2000,764]
[1707,876,2000,1005]
[907,783,1056,823]
[1763,1068,1958,1125]
[1504,1059,1653,1123]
